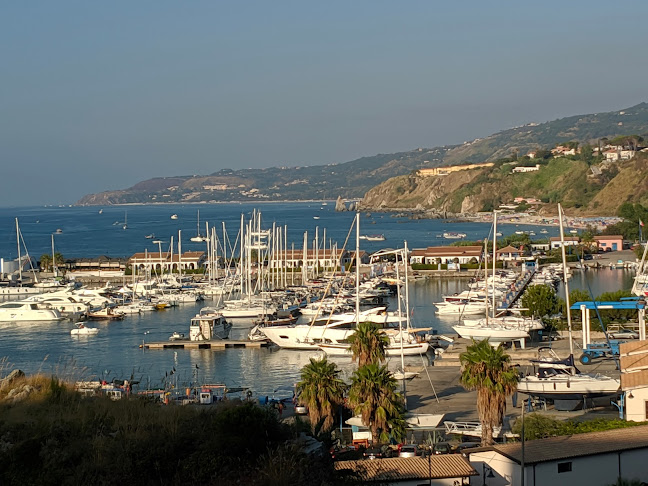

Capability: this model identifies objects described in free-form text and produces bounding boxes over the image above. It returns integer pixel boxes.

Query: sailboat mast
[16,218,22,282]
[492,211,498,318]
[355,212,360,324]
[51,234,56,276]
[558,204,574,360]
[395,248,406,410]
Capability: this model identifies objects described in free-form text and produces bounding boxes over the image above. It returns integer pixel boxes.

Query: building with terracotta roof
[467,425,648,485]
[129,251,206,272]
[410,246,483,265]
[333,455,477,485]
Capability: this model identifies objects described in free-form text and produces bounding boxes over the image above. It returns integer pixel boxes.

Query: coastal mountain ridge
[76,102,648,207]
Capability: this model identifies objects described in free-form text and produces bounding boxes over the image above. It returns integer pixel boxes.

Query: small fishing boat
[443,232,466,239]
[360,234,386,241]
[171,214,178,220]
[55,228,63,234]
[71,322,99,335]
[145,233,155,239]
[313,216,320,220]
[169,332,187,341]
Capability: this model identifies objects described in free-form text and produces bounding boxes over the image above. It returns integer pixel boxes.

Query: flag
[640,220,645,227]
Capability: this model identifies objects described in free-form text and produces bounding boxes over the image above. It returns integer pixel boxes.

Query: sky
[2,1,647,206]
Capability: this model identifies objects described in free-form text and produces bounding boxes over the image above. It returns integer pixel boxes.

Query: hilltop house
[512,164,540,173]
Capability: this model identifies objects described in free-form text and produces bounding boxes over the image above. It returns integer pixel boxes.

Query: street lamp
[482,463,495,486]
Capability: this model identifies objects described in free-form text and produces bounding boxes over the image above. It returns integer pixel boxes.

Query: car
[432,442,452,455]
[330,445,360,461]
[608,329,639,340]
[294,404,308,414]
[398,445,420,458]
[363,445,393,459]
[454,442,481,456]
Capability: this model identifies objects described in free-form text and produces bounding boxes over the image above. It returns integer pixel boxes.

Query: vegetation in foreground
[0,374,338,486]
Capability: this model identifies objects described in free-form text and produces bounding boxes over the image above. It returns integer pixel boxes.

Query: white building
[467,425,648,485]
[549,236,579,249]
[512,164,540,173]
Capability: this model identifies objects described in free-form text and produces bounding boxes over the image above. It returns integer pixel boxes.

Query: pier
[140,340,270,350]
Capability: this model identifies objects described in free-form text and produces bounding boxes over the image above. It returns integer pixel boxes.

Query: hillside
[76,102,648,206]
[360,153,648,216]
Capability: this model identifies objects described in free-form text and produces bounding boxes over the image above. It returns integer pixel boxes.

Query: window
[557,462,572,473]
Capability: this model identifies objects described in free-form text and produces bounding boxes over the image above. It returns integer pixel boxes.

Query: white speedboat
[171,214,178,220]
[0,301,63,322]
[71,323,99,335]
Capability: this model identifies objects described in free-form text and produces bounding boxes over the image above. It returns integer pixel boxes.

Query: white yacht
[517,357,620,400]
[452,324,528,343]
[262,308,400,350]
[189,307,233,341]
[0,302,63,322]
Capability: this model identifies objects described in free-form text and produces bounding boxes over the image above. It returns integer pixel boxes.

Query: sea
[0,202,637,397]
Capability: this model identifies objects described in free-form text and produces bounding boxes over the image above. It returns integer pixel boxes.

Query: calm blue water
[0,202,562,259]
[0,203,632,395]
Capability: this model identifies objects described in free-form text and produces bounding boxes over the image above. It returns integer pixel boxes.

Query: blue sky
[2,1,647,206]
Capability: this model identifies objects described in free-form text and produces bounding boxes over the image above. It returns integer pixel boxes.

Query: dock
[140,340,270,350]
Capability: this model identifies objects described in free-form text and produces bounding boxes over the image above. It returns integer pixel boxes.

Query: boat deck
[140,340,270,350]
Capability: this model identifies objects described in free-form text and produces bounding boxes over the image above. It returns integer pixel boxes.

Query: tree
[296,357,347,435]
[520,284,559,318]
[347,322,390,367]
[39,254,52,272]
[348,363,405,444]
[459,339,518,446]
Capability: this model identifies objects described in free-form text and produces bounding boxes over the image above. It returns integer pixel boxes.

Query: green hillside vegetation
[76,102,648,205]
[361,151,648,216]
[0,374,338,486]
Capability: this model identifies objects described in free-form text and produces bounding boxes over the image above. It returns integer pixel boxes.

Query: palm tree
[459,339,518,446]
[348,363,405,444]
[296,357,347,434]
[347,322,390,367]
[39,254,52,272]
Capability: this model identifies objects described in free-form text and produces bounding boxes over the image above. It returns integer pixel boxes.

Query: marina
[0,202,639,401]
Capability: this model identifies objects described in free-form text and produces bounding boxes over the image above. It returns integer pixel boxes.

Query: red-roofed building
[410,246,483,265]
[129,251,206,272]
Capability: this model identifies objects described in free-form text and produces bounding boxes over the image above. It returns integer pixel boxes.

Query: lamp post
[482,463,495,486]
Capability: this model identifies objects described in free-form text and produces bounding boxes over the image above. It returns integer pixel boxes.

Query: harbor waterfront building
[466,425,648,485]
[594,235,624,252]
[549,236,579,249]
[409,246,483,265]
[128,251,206,273]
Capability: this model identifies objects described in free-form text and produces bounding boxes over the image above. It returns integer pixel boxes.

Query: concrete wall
[625,386,648,422]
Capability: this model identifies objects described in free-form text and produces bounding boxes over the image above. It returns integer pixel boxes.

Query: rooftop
[333,455,478,481]
[470,424,648,465]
